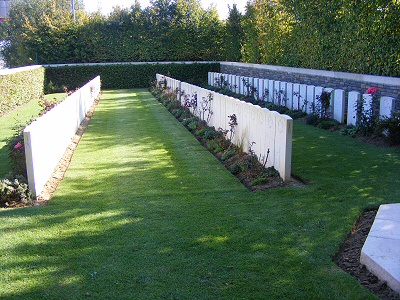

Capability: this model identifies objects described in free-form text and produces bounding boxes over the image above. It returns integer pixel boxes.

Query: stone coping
[360,203,400,293]
[220,62,400,87]
[0,65,42,75]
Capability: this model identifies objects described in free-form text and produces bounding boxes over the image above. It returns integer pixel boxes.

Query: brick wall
[220,62,400,113]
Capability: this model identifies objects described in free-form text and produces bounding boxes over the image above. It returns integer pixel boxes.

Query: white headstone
[380,96,395,118]
[332,89,345,123]
[263,79,269,102]
[299,84,307,112]
[268,80,275,102]
[229,75,236,93]
[292,83,301,110]
[253,78,259,101]
[274,114,293,182]
[273,81,281,105]
[279,82,287,107]
[314,86,324,116]
[362,93,373,120]
[235,76,241,94]
[306,85,315,114]
[347,91,361,126]
[257,78,264,101]
[286,82,294,110]
[264,110,277,168]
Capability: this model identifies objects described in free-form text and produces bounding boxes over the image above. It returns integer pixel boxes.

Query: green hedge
[0,66,45,116]
[44,63,220,93]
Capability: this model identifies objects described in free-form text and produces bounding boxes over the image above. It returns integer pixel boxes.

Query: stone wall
[220,62,400,113]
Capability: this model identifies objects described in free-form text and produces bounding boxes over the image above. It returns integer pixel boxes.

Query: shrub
[317,120,340,130]
[221,148,237,161]
[251,176,269,186]
[375,114,400,146]
[0,66,45,116]
[288,110,307,119]
[0,173,32,207]
[167,100,180,111]
[172,109,183,119]
[306,114,319,126]
[231,162,244,174]
[339,125,357,137]
[204,128,216,140]
[45,63,220,92]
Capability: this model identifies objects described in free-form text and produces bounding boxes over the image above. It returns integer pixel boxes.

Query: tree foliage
[1,0,399,77]
[0,0,224,67]
[224,4,244,62]
[241,0,400,77]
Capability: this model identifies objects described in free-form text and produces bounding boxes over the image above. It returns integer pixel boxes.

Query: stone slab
[360,203,400,294]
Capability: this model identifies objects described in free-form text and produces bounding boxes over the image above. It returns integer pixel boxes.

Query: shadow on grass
[0,89,397,299]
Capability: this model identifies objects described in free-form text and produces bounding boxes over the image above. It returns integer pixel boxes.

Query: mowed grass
[0,93,66,177]
[0,89,399,299]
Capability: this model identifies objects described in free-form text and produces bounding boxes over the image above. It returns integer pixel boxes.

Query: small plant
[167,100,180,111]
[199,92,213,123]
[274,89,286,107]
[183,92,198,117]
[262,88,270,103]
[317,119,340,130]
[293,91,308,112]
[158,77,168,90]
[231,162,244,174]
[218,114,238,144]
[215,75,229,89]
[315,91,332,119]
[241,77,256,98]
[38,95,58,116]
[6,119,35,177]
[63,86,78,96]
[221,148,237,161]
[339,125,358,137]
[355,87,379,136]
[245,142,259,170]
[251,176,269,186]
[306,113,319,126]
[259,149,270,168]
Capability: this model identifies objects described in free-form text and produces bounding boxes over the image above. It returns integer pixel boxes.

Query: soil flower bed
[150,83,303,191]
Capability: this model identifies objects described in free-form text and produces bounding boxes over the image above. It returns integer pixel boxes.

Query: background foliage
[0,0,399,77]
[45,63,220,92]
[241,0,400,77]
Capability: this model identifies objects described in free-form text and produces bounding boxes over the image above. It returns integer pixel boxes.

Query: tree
[224,4,244,62]
[0,0,85,66]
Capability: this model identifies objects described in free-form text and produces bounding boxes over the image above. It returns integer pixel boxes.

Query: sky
[83,0,248,19]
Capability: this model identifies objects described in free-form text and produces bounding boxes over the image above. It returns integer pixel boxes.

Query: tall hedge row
[44,63,220,92]
[241,0,400,77]
[0,66,45,116]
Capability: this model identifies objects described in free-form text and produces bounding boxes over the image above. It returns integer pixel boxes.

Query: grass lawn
[0,93,66,178]
[0,89,399,299]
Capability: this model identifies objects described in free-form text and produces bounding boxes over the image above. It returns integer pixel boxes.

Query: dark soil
[334,209,400,300]
[210,147,305,191]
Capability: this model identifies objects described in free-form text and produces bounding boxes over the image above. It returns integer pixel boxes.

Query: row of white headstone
[24,76,101,198]
[156,74,293,182]
[208,72,396,126]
